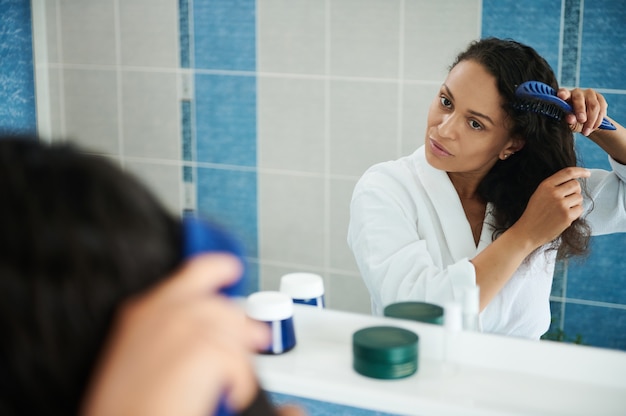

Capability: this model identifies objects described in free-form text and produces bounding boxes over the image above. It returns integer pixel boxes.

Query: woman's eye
[469,119,483,130]
[440,95,452,108]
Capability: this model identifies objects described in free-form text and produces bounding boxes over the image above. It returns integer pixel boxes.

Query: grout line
[256,71,442,85]
[323,0,331,291]
[188,0,198,214]
[254,1,267,290]
[45,62,460,88]
[55,0,67,139]
[396,0,405,158]
[476,0,483,37]
[83,151,363,181]
[31,0,52,140]
[113,0,125,165]
[557,0,565,83]
[549,295,626,310]
[576,0,584,87]
[257,258,360,278]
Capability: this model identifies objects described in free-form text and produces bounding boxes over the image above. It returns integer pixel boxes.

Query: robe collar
[413,145,493,259]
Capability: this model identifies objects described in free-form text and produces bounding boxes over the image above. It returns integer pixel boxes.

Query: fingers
[544,168,587,222]
[149,254,244,307]
[561,87,608,136]
[543,166,590,187]
[189,299,270,352]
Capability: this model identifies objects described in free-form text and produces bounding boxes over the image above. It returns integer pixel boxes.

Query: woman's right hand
[514,167,591,248]
[81,254,303,416]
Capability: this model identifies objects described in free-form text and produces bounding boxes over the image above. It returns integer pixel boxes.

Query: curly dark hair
[0,136,183,415]
[451,37,591,259]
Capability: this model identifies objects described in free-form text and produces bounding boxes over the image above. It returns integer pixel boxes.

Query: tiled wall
[256,0,480,313]
[26,0,626,353]
[482,0,626,350]
[33,0,183,215]
[0,0,36,134]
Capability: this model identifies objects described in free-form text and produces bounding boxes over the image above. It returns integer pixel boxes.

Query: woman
[347,38,626,339]
[0,137,301,416]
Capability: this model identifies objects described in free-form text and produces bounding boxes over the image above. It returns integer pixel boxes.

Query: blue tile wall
[196,166,258,256]
[579,0,626,90]
[560,0,581,86]
[179,0,191,68]
[483,0,626,351]
[481,0,562,76]
[563,303,626,350]
[567,234,626,303]
[194,74,257,166]
[0,0,36,135]
[269,392,400,416]
[190,0,258,293]
[192,0,256,71]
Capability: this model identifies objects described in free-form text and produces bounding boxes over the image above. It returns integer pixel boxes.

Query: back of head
[452,37,589,258]
[0,136,182,414]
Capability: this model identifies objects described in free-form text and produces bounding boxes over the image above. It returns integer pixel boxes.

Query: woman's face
[425,59,521,179]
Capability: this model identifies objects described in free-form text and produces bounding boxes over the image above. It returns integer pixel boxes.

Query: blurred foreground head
[0,136,182,414]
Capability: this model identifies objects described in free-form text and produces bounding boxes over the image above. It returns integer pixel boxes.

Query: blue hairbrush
[182,216,279,416]
[514,81,616,130]
[182,215,245,416]
[182,215,247,297]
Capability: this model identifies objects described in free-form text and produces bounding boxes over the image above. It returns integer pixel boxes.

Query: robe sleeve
[583,156,626,235]
[347,166,475,315]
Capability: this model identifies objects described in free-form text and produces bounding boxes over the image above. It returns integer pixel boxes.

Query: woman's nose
[438,113,459,140]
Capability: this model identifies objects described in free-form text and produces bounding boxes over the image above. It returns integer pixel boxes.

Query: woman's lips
[429,138,452,157]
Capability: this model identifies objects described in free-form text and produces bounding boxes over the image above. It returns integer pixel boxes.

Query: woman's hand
[557,87,608,137]
[514,167,591,248]
[81,254,274,416]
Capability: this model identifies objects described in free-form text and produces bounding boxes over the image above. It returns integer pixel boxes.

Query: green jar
[352,326,418,380]
[384,301,444,325]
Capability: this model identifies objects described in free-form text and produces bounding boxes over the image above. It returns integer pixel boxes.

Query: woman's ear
[499,136,525,160]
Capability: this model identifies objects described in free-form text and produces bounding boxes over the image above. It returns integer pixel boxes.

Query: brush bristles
[513,99,564,121]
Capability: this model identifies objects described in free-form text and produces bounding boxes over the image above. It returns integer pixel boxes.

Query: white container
[246,291,296,354]
[279,272,325,308]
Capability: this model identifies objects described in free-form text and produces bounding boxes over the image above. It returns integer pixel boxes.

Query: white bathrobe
[348,145,626,339]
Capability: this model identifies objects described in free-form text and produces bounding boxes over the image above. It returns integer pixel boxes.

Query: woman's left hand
[557,87,609,136]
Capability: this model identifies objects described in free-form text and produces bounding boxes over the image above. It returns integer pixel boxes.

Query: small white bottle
[442,301,462,376]
[462,286,481,332]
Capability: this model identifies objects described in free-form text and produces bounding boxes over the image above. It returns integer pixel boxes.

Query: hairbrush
[183,215,243,416]
[514,80,616,130]
[182,215,247,297]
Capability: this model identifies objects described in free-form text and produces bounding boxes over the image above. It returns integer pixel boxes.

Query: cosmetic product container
[246,291,296,354]
[352,326,418,380]
[442,301,462,376]
[383,301,444,325]
[279,272,325,308]
[462,286,480,331]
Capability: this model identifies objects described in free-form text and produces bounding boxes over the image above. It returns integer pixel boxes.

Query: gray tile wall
[257,0,480,313]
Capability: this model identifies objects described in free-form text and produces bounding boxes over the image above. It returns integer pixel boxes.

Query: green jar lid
[384,301,444,325]
[352,326,418,380]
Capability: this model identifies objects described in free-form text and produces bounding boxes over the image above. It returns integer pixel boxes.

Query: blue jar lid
[352,326,418,379]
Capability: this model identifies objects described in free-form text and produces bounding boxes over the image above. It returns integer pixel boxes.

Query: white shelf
[254,305,626,416]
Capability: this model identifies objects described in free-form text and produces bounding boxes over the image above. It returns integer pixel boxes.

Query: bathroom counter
[253,305,626,416]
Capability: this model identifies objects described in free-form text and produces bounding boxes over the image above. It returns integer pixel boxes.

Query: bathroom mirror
[31,0,626,351]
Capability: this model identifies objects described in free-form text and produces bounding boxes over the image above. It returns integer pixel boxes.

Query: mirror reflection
[26,0,626,351]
